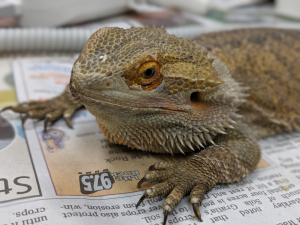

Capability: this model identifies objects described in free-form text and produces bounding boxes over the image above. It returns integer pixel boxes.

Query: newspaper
[0,58,300,225]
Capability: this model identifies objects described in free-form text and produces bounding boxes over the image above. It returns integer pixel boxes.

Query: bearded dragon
[2,27,300,224]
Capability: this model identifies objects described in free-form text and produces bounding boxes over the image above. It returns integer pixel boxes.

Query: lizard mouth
[75,90,189,113]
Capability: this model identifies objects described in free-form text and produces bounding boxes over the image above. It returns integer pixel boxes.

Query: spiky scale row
[97,107,241,154]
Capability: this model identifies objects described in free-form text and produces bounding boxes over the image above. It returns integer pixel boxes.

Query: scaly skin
[2,28,300,224]
[192,29,300,138]
[2,84,82,130]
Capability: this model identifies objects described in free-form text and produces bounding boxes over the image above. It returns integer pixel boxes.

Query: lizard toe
[22,108,53,124]
[0,106,13,113]
[163,186,186,213]
[137,160,213,224]
[43,109,64,131]
[148,161,175,171]
[63,108,78,128]
[161,179,198,225]
[1,101,45,114]
[136,181,175,208]
[1,85,83,130]
[137,170,172,188]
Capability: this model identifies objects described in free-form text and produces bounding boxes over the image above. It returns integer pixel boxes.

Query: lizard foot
[0,85,82,130]
[135,127,261,225]
[136,161,213,224]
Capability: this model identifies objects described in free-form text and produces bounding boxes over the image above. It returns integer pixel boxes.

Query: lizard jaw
[77,90,240,154]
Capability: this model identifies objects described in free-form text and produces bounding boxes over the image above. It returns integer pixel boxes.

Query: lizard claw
[44,116,51,132]
[0,106,13,113]
[64,117,73,129]
[137,177,147,188]
[163,211,169,225]
[136,193,148,209]
[192,203,203,222]
[22,114,29,124]
[148,165,156,171]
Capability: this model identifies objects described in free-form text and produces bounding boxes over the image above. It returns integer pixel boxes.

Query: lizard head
[70,27,246,154]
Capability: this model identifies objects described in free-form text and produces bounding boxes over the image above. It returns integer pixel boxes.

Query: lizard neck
[95,105,231,155]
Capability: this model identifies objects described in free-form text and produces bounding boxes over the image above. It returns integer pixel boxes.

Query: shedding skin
[2,28,300,224]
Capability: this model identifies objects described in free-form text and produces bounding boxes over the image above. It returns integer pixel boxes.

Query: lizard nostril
[106,82,112,87]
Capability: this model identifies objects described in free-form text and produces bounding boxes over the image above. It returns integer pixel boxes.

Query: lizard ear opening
[190,92,208,110]
[190,92,202,104]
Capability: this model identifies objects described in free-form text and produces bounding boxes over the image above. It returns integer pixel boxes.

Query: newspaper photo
[0,58,300,225]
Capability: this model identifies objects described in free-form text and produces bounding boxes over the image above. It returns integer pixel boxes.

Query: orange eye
[133,62,163,90]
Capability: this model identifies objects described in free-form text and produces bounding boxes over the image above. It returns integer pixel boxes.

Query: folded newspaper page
[0,58,300,225]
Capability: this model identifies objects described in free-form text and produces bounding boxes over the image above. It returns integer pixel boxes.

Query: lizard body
[3,27,300,224]
[193,29,300,139]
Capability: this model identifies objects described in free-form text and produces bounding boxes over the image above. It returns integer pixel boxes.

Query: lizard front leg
[1,84,83,130]
[136,123,261,224]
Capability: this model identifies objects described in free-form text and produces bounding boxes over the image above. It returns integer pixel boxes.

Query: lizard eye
[143,68,155,79]
[132,61,163,90]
